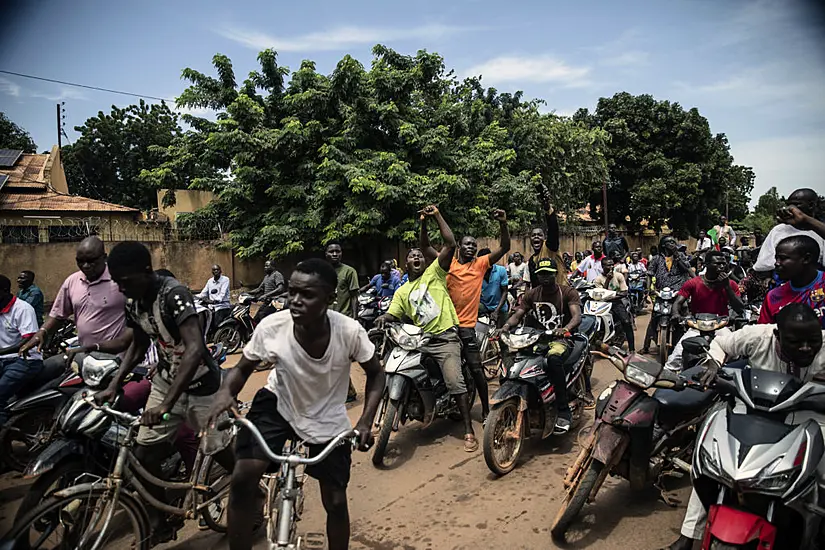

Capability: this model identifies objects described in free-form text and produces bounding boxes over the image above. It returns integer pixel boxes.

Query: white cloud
[0,77,21,97]
[730,133,825,205]
[31,87,88,101]
[463,55,591,87]
[218,23,476,52]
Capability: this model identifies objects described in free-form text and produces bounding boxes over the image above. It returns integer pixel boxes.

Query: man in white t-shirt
[0,275,43,421]
[753,188,825,272]
[208,258,384,550]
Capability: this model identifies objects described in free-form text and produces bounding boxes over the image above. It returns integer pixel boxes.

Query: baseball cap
[535,258,558,274]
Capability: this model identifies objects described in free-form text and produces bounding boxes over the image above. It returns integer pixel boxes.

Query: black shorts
[457,326,482,370]
[235,388,352,489]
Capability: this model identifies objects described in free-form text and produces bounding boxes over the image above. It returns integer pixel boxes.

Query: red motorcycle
[551,346,719,541]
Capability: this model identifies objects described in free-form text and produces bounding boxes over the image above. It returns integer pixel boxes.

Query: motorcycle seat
[562,336,588,371]
[653,366,717,413]
[16,357,67,396]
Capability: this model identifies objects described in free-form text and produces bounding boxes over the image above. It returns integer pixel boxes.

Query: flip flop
[464,434,479,452]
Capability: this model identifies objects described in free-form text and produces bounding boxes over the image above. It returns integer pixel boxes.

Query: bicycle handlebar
[219,417,359,465]
[81,394,171,426]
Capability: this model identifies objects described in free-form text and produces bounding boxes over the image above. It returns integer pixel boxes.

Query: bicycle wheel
[195,453,232,533]
[6,484,150,550]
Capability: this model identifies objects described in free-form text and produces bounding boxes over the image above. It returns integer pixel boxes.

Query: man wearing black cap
[496,258,584,433]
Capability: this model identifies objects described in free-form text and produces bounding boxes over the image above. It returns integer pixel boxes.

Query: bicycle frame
[58,403,229,550]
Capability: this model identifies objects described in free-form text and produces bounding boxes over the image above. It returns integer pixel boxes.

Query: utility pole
[56,103,62,148]
[602,179,609,235]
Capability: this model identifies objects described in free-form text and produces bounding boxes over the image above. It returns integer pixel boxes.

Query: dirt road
[0,322,690,549]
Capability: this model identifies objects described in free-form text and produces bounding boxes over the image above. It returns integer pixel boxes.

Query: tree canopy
[574,92,754,237]
[62,101,182,211]
[143,46,609,258]
[0,112,37,152]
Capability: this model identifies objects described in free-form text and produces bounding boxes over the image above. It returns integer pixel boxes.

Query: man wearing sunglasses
[19,236,134,365]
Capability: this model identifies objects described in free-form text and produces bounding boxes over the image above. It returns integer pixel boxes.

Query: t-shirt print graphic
[532,302,561,330]
[409,282,441,326]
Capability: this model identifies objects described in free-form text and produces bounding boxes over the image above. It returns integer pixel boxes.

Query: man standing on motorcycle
[497,258,585,432]
[196,264,231,328]
[760,234,825,328]
[95,241,234,543]
[250,260,286,323]
[664,303,825,550]
[663,250,744,371]
[207,258,383,550]
[0,275,43,421]
[575,241,606,282]
[641,236,692,355]
[375,205,479,451]
[594,258,636,354]
[442,210,510,425]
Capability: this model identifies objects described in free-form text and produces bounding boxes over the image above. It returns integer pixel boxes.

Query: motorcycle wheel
[550,459,604,542]
[658,326,669,366]
[14,457,86,527]
[214,326,243,355]
[371,397,398,467]
[482,399,524,476]
[0,408,55,472]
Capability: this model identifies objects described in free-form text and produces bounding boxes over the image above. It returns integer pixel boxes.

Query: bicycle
[4,399,237,550]
[217,416,359,550]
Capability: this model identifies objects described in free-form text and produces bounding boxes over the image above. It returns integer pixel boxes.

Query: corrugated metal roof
[0,192,137,213]
[0,153,48,189]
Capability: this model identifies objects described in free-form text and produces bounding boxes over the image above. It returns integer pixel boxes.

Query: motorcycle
[371,324,476,466]
[581,287,629,348]
[0,346,82,472]
[692,365,825,550]
[679,314,729,371]
[551,346,721,541]
[483,327,592,475]
[213,292,287,354]
[358,288,391,331]
[652,287,680,366]
[733,301,762,331]
[627,272,647,315]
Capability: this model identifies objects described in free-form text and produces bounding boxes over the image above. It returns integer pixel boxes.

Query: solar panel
[0,149,23,167]
[0,174,7,191]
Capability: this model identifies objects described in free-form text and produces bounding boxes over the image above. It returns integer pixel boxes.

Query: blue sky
[1,0,823,205]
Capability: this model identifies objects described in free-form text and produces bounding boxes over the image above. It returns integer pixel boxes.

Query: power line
[0,69,173,102]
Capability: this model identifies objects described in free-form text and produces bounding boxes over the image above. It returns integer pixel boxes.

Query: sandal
[464,434,479,452]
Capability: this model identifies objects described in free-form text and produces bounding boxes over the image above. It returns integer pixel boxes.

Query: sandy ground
[0,320,691,550]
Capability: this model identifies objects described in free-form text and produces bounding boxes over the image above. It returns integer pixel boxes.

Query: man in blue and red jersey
[759,235,825,328]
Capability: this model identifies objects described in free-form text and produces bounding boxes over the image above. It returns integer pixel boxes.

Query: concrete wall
[157,189,216,223]
[45,145,69,195]
[0,240,266,303]
[0,213,165,243]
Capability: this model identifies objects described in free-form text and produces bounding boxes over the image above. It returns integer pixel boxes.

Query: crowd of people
[0,186,824,550]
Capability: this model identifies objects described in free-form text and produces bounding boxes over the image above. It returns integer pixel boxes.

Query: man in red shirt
[759,235,825,328]
[664,250,744,371]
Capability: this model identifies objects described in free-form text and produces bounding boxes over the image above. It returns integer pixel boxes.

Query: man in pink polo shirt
[20,236,131,363]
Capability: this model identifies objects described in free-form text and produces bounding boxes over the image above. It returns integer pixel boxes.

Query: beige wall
[45,145,69,195]
[0,241,266,303]
[0,213,165,243]
[157,189,215,222]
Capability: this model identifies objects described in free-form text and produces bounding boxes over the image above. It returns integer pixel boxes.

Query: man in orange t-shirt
[424,209,510,423]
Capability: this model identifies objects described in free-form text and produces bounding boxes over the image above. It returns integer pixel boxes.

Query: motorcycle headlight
[388,325,426,351]
[500,331,540,350]
[624,364,656,388]
[739,456,801,494]
[698,441,733,485]
[658,289,674,300]
[82,360,107,389]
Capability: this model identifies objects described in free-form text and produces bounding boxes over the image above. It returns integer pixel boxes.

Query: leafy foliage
[574,93,754,237]
[0,112,37,152]
[144,46,609,258]
[61,101,182,211]
[738,186,785,235]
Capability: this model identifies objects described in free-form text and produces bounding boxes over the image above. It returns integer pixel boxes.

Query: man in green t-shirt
[376,205,478,452]
[326,242,360,402]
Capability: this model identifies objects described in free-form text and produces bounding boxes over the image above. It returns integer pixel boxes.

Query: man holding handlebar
[207,258,384,550]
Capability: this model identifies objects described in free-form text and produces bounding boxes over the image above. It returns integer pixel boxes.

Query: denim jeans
[0,356,44,420]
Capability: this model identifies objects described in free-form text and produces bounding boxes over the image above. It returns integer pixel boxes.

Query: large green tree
[62,101,182,210]
[0,112,37,152]
[574,92,753,236]
[145,46,609,258]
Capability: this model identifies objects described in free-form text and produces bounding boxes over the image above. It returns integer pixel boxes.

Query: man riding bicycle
[207,258,384,550]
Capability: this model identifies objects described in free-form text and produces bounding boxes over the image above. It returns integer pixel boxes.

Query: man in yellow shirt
[376,206,478,452]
